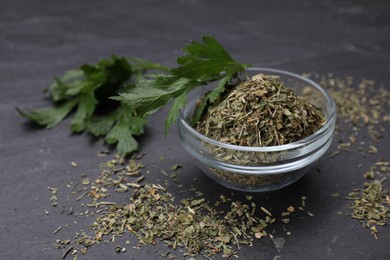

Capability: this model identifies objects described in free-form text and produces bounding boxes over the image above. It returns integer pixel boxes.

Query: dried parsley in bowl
[195,73,325,147]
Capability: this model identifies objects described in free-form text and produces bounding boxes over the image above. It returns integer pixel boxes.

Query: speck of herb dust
[195,74,325,147]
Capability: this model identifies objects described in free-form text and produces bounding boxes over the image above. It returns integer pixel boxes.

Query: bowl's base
[195,162,315,192]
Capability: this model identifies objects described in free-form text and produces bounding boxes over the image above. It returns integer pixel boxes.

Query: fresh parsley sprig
[114,35,251,135]
[17,55,168,155]
[18,36,251,156]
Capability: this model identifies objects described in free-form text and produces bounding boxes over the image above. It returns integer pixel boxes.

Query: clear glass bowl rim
[178,67,337,152]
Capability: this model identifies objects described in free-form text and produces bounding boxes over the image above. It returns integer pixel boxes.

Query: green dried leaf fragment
[170,164,182,171]
[330,192,340,198]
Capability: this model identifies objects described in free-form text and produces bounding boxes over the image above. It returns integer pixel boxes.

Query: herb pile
[51,156,311,259]
[195,74,325,147]
[18,36,250,156]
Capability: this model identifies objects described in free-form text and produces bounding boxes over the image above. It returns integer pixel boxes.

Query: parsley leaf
[16,99,79,128]
[164,92,187,136]
[113,76,197,117]
[104,105,145,156]
[86,104,145,156]
[189,75,232,126]
[171,35,247,81]
[70,92,98,133]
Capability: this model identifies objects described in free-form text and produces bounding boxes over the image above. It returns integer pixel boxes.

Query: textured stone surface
[1,0,389,259]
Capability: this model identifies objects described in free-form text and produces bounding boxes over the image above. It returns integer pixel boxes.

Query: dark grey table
[1,1,389,259]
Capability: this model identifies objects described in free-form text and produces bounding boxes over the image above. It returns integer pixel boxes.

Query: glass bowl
[178,68,336,192]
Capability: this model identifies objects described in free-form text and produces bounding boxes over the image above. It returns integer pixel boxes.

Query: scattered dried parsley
[347,178,390,235]
[347,161,390,232]
[313,73,390,238]
[314,73,390,156]
[93,184,276,258]
[48,186,58,207]
[52,157,294,259]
